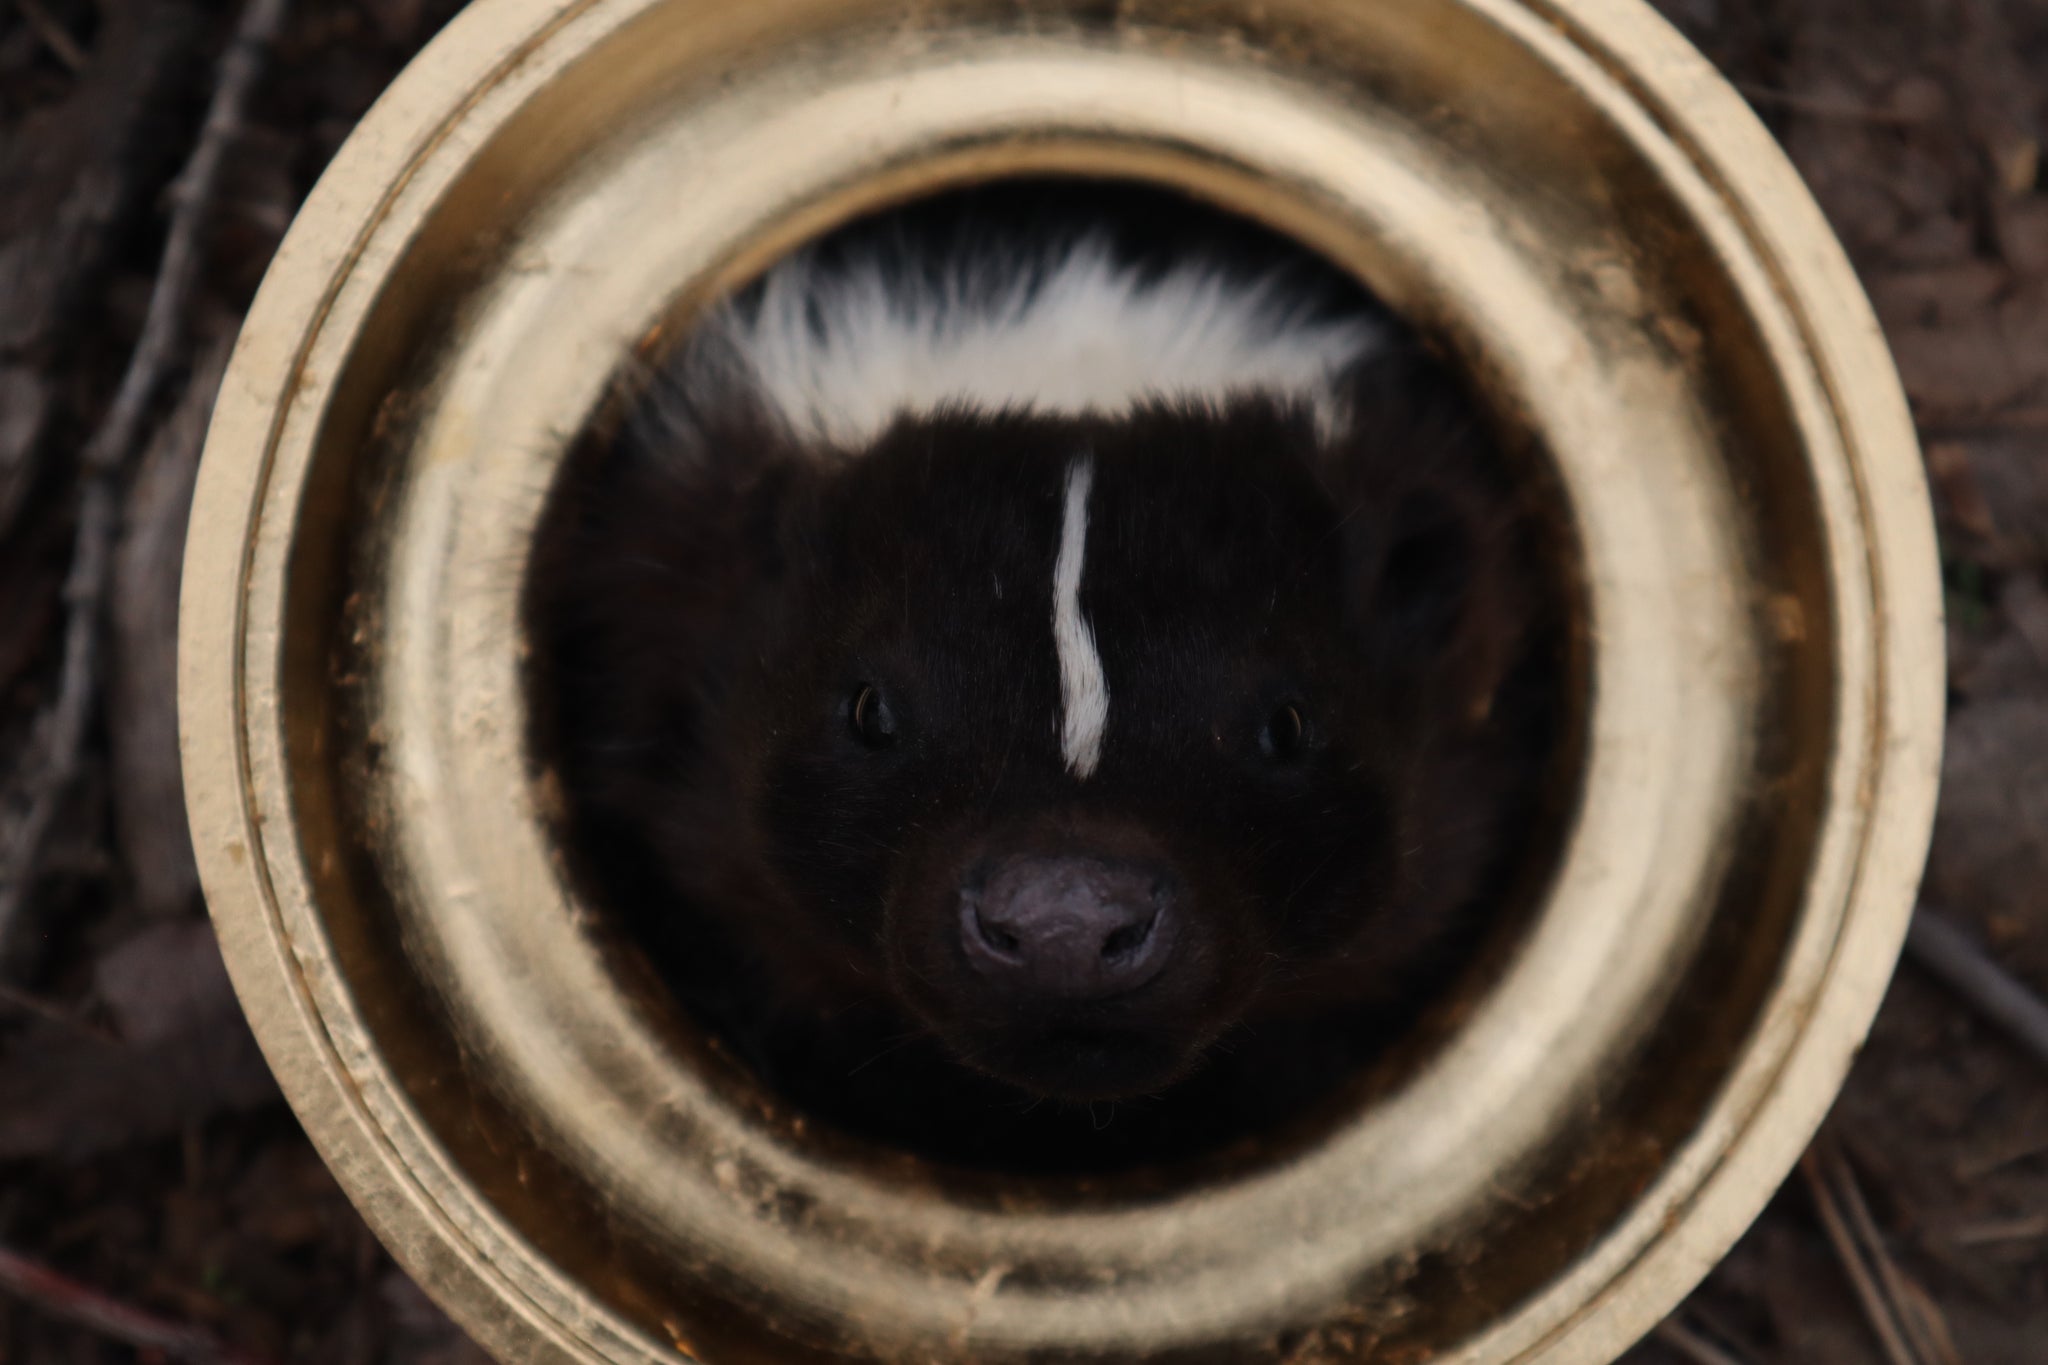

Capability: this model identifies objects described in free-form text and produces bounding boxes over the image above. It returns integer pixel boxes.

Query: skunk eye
[848,684,898,749]
[1259,703,1308,761]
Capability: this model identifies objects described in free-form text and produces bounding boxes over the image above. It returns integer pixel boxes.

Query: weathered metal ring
[180,1,1943,1360]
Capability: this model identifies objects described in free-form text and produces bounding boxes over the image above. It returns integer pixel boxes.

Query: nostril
[1099,912,1156,963]
[972,905,1023,959]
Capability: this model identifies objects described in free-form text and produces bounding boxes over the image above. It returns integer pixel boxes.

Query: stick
[1652,1318,1753,1365]
[1955,1130,2048,1181]
[1802,1149,1921,1365]
[1907,909,2048,1074]
[2002,574,2048,671]
[12,0,86,71]
[1950,1212,2048,1246]
[0,1244,274,1365]
[110,339,231,918]
[0,982,117,1042]
[0,0,291,968]
[1735,83,1931,127]
[1918,406,2048,439]
[1820,1141,1961,1365]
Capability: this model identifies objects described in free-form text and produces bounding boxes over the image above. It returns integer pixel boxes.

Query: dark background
[1,0,2044,1360]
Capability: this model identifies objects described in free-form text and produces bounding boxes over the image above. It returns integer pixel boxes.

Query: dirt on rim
[1,1,2044,1362]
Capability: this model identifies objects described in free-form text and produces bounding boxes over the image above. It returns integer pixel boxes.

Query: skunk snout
[879,822,1253,1103]
[960,856,1178,1000]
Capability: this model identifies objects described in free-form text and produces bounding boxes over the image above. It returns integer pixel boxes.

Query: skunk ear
[1321,344,1539,729]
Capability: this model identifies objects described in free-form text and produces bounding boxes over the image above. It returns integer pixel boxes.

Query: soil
[1,1,2043,1362]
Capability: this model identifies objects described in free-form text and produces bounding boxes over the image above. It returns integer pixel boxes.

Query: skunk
[527,184,1562,1171]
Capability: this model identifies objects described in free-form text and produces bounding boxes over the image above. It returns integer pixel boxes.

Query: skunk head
[532,231,1539,1106]
[744,400,1444,1099]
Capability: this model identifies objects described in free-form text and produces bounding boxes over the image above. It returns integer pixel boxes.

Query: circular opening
[185,1,1940,1356]
[521,175,1585,1183]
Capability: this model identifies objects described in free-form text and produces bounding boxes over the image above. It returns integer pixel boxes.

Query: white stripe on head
[1054,456,1109,779]
[693,238,1381,449]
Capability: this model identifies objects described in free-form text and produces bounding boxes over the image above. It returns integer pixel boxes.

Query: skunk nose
[960,856,1177,999]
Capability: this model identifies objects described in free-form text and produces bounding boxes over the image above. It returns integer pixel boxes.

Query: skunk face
[740,404,1418,1099]
[530,189,1555,1129]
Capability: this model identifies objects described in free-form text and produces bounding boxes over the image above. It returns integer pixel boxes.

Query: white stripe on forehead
[1054,457,1108,779]
[688,237,1380,447]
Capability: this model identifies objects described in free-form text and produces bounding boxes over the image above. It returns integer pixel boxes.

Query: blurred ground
[1,0,2045,1361]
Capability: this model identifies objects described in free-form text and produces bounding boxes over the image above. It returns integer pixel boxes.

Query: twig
[1956,1130,2048,1181]
[1652,1317,1754,1365]
[0,0,292,970]
[1907,908,2048,1074]
[0,983,116,1042]
[110,338,232,918]
[0,982,69,1027]
[12,0,86,71]
[1735,82,1930,127]
[1822,1140,1961,1365]
[1916,406,2048,439]
[0,1243,273,1364]
[1802,1147,1921,1365]
[1951,1212,2048,1247]
[2003,575,2048,672]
